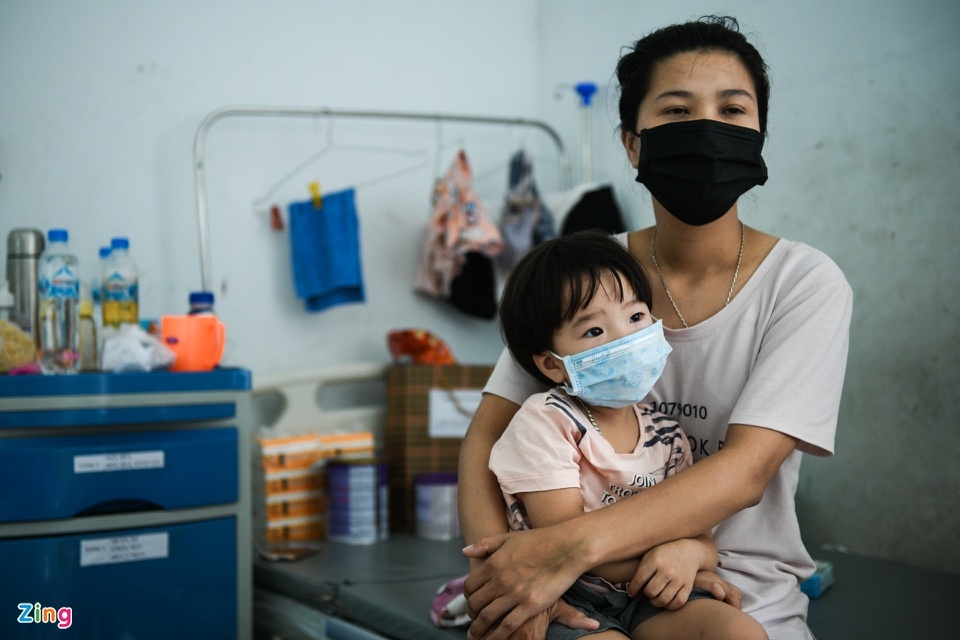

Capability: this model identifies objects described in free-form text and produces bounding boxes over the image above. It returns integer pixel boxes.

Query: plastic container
[326,459,389,545]
[102,237,138,327]
[414,472,460,540]
[78,299,98,372]
[159,314,226,372]
[188,291,216,315]
[38,229,80,374]
[0,280,14,322]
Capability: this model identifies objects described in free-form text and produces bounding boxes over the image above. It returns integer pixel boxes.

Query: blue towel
[288,188,365,312]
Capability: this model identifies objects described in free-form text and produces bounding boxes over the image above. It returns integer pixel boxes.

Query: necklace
[650,221,745,329]
[573,396,603,437]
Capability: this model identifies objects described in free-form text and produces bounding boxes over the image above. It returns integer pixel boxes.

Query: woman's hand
[692,570,743,609]
[462,529,592,640]
[626,538,707,609]
[466,600,598,640]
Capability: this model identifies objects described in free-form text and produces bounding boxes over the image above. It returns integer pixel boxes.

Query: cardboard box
[385,364,494,532]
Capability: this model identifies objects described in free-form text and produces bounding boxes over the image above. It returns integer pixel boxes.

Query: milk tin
[326,458,389,544]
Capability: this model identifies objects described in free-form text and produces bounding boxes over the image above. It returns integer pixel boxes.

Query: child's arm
[521,488,736,610]
[588,532,717,587]
[626,533,718,609]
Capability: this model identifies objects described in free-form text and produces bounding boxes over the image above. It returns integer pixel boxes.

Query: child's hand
[693,570,743,609]
[627,538,703,609]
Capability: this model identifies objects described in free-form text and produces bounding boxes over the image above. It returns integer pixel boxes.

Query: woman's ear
[621,129,640,169]
[532,351,568,386]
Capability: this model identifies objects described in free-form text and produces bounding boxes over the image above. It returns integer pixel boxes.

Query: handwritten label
[74,451,165,474]
[80,532,169,567]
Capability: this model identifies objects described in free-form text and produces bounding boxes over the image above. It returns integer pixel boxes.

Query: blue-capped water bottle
[38,229,81,373]
[102,237,138,327]
[91,245,110,331]
[188,290,215,315]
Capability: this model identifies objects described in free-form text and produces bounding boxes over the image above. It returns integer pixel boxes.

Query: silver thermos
[5,228,45,348]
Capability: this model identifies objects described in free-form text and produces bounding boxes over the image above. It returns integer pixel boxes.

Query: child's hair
[499,230,653,385]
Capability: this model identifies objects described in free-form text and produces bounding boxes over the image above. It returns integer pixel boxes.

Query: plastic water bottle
[92,246,110,330]
[102,237,138,327]
[38,229,80,373]
[188,291,216,315]
[0,280,14,322]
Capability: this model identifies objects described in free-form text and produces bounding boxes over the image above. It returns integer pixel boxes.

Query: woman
[458,16,852,640]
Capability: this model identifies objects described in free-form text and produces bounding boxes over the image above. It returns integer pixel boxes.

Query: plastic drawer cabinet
[0,369,252,640]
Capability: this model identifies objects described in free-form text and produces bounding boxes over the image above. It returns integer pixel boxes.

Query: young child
[490,230,767,640]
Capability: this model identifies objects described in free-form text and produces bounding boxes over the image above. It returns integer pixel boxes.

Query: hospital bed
[250,366,960,640]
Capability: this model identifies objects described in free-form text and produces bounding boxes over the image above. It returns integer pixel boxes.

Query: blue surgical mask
[550,320,671,409]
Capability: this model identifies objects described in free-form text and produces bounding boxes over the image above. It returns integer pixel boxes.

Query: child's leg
[546,622,629,640]
[631,598,768,640]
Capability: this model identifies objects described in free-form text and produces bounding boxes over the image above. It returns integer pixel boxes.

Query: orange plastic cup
[160,315,226,372]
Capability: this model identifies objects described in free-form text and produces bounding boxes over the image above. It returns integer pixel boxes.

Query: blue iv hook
[574,82,598,107]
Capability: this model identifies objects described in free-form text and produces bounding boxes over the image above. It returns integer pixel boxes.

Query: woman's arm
[463,423,799,640]
[522,474,718,592]
[523,482,722,610]
[522,486,651,586]
[458,393,520,550]
[459,392,598,639]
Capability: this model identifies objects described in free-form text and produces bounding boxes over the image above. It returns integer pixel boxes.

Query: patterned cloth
[415,150,502,298]
[497,150,557,271]
[413,151,502,319]
[430,574,470,628]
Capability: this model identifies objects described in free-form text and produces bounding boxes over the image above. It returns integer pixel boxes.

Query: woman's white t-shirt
[483,237,853,639]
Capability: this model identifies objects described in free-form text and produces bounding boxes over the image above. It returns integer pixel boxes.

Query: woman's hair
[499,230,653,386]
[616,15,770,135]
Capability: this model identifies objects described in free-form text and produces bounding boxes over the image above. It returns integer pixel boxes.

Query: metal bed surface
[254,535,960,640]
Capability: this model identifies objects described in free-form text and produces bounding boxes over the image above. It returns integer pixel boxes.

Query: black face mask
[634,120,768,226]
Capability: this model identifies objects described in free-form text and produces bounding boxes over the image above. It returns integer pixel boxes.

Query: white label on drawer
[73,450,165,473]
[80,532,169,567]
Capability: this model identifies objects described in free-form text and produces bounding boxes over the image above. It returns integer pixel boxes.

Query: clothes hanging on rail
[415,150,501,319]
[551,183,627,236]
[497,150,557,271]
[448,251,497,319]
[288,188,365,312]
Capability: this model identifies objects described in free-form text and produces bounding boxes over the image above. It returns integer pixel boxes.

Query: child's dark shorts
[546,580,715,639]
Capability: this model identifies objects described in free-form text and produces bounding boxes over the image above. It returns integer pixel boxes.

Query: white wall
[0,0,551,371]
[2,1,958,575]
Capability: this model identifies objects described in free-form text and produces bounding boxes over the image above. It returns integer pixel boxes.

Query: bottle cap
[99,246,112,259]
[0,280,14,307]
[110,237,129,250]
[48,229,68,243]
[79,300,94,316]
[189,291,215,308]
